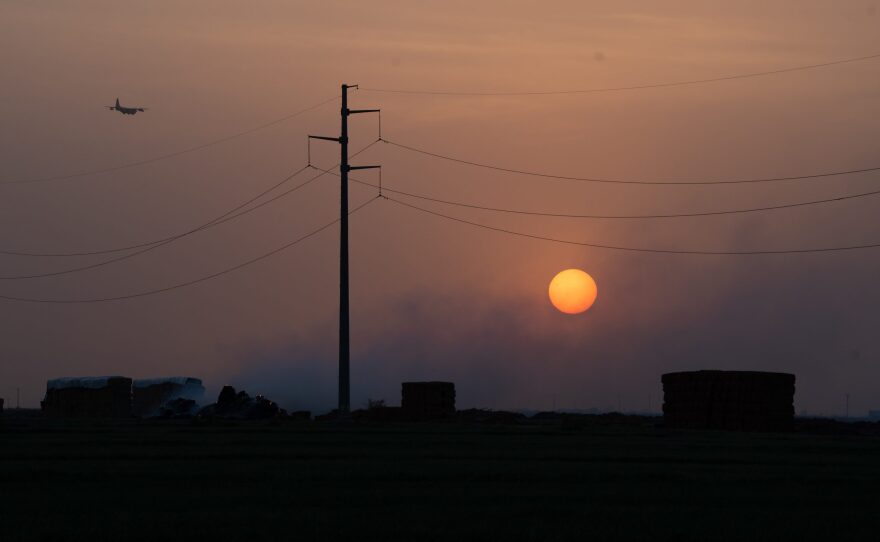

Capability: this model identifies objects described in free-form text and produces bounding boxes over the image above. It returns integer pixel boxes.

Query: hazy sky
[1,1,878,415]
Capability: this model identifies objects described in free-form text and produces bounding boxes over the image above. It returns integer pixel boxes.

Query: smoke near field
[230,250,879,415]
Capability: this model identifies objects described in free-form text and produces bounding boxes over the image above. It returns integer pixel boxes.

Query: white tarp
[132,377,202,388]
[47,376,128,390]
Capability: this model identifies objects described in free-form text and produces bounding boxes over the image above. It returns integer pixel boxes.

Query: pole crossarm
[349,165,381,171]
[349,109,380,114]
[308,135,342,143]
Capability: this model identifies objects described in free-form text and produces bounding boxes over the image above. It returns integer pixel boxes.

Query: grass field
[2,415,879,541]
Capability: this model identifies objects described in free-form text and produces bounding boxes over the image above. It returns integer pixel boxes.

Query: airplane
[106,98,147,115]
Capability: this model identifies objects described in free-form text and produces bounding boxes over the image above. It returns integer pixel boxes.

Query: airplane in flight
[106,98,147,115]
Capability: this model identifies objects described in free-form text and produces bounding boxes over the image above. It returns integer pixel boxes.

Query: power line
[1,95,339,186]
[0,143,378,279]
[0,166,333,280]
[0,145,377,281]
[0,142,379,283]
[0,198,379,304]
[384,196,880,255]
[382,138,880,186]
[0,165,311,258]
[361,52,880,96]
[349,176,880,219]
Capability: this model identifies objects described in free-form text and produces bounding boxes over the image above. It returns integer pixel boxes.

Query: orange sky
[0,1,878,414]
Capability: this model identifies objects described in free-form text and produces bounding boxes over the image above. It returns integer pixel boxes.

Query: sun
[548,269,598,314]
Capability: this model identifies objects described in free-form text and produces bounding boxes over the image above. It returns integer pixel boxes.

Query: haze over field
[0,1,878,415]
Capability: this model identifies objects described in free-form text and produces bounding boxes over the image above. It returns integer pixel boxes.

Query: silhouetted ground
[2,412,879,541]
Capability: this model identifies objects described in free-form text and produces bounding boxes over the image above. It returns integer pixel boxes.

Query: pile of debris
[133,377,205,418]
[155,397,199,419]
[198,385,284,420]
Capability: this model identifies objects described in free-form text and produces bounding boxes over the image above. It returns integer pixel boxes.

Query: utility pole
[309,84,380,417]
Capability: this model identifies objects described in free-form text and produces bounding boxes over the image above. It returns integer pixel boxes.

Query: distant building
[132,377,205,418]
[402,382,456,420]
[662,371,795,432]
[42,377,132,418]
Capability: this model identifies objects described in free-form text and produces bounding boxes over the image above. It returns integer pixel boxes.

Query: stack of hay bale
[41,376,132,418]
[662,370,795,432]
[132,377,205,418]
[401,381,456,420]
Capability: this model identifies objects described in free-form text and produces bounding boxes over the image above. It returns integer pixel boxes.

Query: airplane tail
[115,98,120,107]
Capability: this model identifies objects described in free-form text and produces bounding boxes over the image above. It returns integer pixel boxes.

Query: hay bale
[662,370,795,432]
[42,376,132,418]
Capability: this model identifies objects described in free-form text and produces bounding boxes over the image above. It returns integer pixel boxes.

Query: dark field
[2,415,880,541]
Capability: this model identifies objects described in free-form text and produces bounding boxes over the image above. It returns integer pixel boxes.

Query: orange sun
[548,269,598,314]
